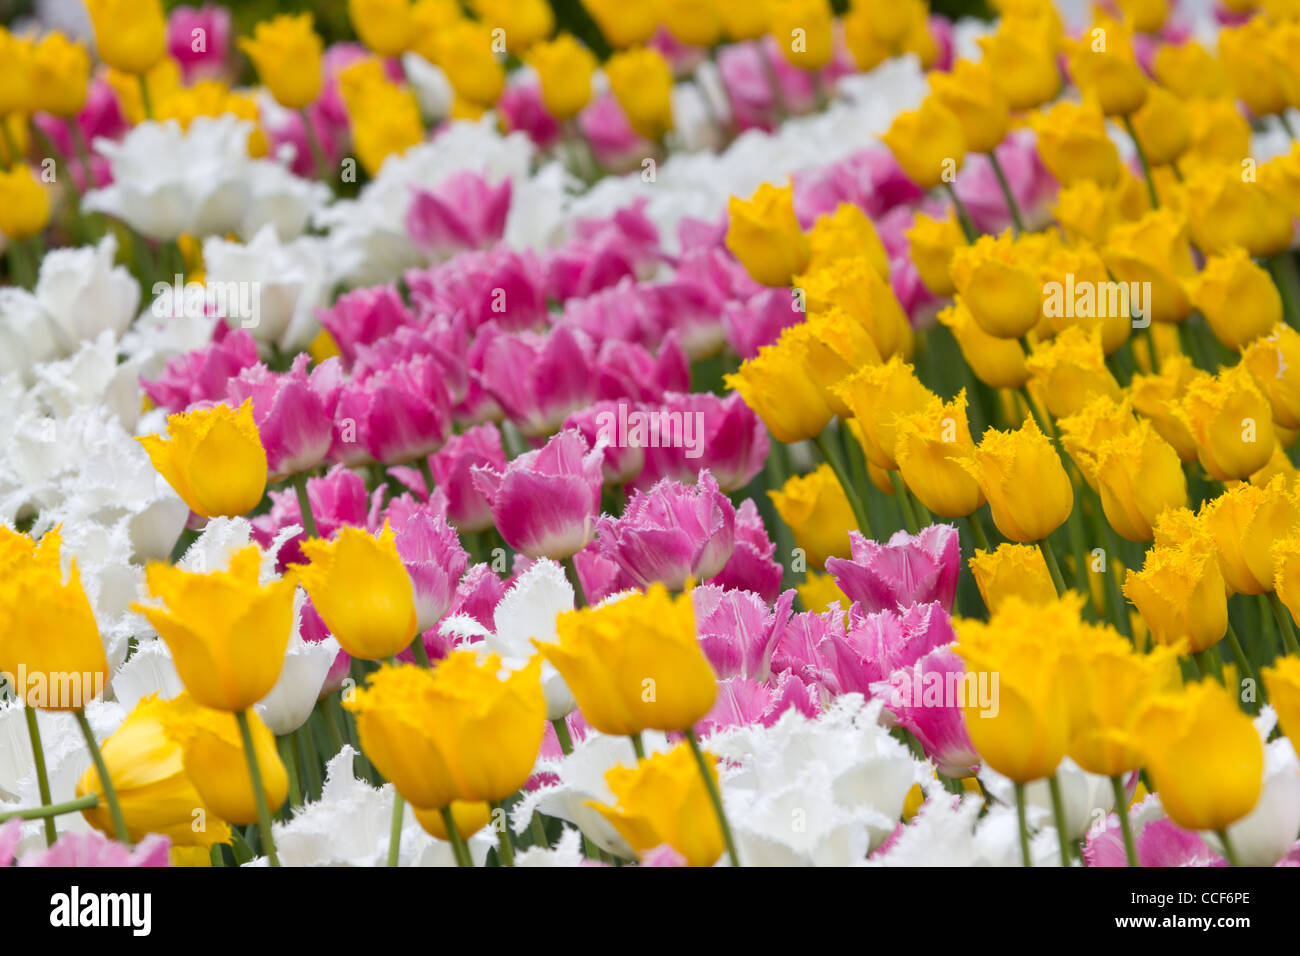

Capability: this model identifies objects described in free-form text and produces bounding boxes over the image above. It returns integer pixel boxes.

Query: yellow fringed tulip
[796,571,849,612]
[1052,181,1121,249]
[1091,419,1187,542]
[1065,19,1148,116]
[725,328,834,444]
[430,20,506,107]
[833,356,935,470]
[579,0,657,48]
[958,418,1073,543]
[725,181,810,288]
[291,523,417,661]
[138,400,268,519]
[950,231,1051,340]
[588,743,724,867]
[1069,643,1181,778]
[1152,40,1228,99]
[797,257,914,360]
[339,59,425,176]
[542,585,716,735]
[1127,83,1189,167]
[414,800,493,841]
[806,203,890,281]
[906,208,964,297]
[1123,544,1227,652]
[1031,100,1120,187]
[471,0,555,53]
[1219,17,1286,117]
[1134,679,1263,832]
[1175,364,1276,482]
[85,0,166,74]
[1189,250,1283,351]
[881,97,966,189]
[894,390,985,518]
[0,164,50,242]
[1261,655,1300,744]
[768,464,858,568]
[1243,325,1300,430]
[1101,209,1197,325]
[348,0,417,57]
[769,0,834,70]
[30,33,90,117]
[238,14,324,109]
[977,15,1062,110]
[935,298,1029,389]
[928,59,1010,154]
[1183,165,1295,259]
[1025,326,1122,419]
[786,309,882,417]
[967,543,1058,613]
[1128,354,1204,461]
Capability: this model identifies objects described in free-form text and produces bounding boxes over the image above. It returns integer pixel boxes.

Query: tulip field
[2,0,1300,884]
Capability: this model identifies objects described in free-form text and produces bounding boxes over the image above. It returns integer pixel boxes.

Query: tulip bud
[958,418,1073,543]
[725,181,810,288]
[881,97,967,190]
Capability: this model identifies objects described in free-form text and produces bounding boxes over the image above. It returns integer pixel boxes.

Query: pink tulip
[0,820,170,867]
[143,322,260,413]
[315,285,414,369]
[167,4,232,82]
[694,585,794,681]
[721,287,802,360]
[253,464,382,567]
[480,326,597,437]
[406,171,512,258]
[634,392,768,493]
[564,401,647,486]
[1085,801,1228,867]
[559,277,664,348]
[871,645,979,777]
[577,93,649,173]
[333,354,453,464]
[709,499,784,603]
[406,247,549,333]
[794,147,923,225]
[820,600,956,697]
[497,82,561,150]
[391,504,469,633]
[825,525,961,613]
[471,429,604,559]
[596,471,736,590]
[594,336,690,405]
[422,423,507,533]
[954,132,1058,235]
[697,672,820,735]
[227,355,340,476]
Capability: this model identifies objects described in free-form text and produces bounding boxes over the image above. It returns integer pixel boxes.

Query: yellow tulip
[542,585,716,735]
[726,329,834,444]
[1189,250,1283,351]
[29,33,90,117]
[606,47,674,141]
[291,523,417,661]
[795,571,849,612]
[958,418,1073,543]
[1031,99,1121,187]
[338,60,425,176]
[1065,18,1148,116]
[967,543,1058,613]
[133,546,296,712]
[1123,544,1227,653]
[928,58,1010,154]
[0,164,50,242]
[1219,17,1287,116]
[579,0,657,48]
[75,695,232,848]
[1151,40,1228,99]
[85,0,166,74]
[1101,208,1197,324]
[471,0,555,53]
[881,97,966,189]
[1243,325,1300,430]
[1025,325,1122,419]
[1127,83,1189,167]
[239,14,324,109]
[348,0,417,57]
[1039,244,1132,355]
[1116,0,1168,32]
[526,35,596,120]
[413,800,493,841]
[797,257,914,360]
[725,181,810,287]
[1091,419,1187,542]
[950,231,1050,340]
[833,356,935,470]
[977,15,1062,110]
[588,743,724,866]
[1052,181,1121,248]
[1185,96,1253,167]
[906,208,964,297]
[138,401,267,519]
[1057,393,1137,489]
[347,652,546,806]
[430,20,505,107]
[935,298,1029,389]
[1201,475,1300,595]
[1128,353,1204,461]
[1134,679,1263,831]
[894,390,986,518]
[1183,165,1294,258]
[805,203,890,281]
[159,694,288,825]
[768,464,858,568]
[1261,655,1300,744]
[1069,644,1180,778]
[1175,363,1276,482]
[785,310,882,417]
[658,0,722,48]
[769,0,834,70]
[0,529,108,710]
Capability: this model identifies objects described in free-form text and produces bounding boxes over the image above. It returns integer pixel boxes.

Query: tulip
[527,34,596,120]
[1128,354,1203,461]
[881,97,966,190]
[542,584,716,735]
[631,392,769,494]
[1069,643,1180,778]
[954,596,1071,782]
[348,0,416,57]
[138,401,268,519]
[471,429,604,560]
[769,0,834,70]
[781,312,882,418]
[1175,363,1275,482]
[1101,208,1196,325]
[239,13,323,109]
[1091,419,1187,542]
[805,203,890,281]
[725,181,810,288]
[596,472,735,591]
[935,299,1029,389]
[29,33,90,118]
[768,464,857,569]
[1183,165,1294,259]
[292,523,418,661]
[976,14,1062,110]
[429,20,505,107]
[1261,655,1300,744]
[0,165,51,242]
[413,800,493,842]
[75,695,232,848]
[1026,326,1122,420]
[1127,84,1189,168]
[391,507,468,635]
[949,231,1049,340]
[85,0,166,74]
[826,525,961,615]
[1134,679,1263,834]
[725,330,834,444]
[1123,544,1227,654]
[958,418,1073,543]
[1031,100,1120,187]
[426,424,506,533]
[133,546,297,712]
[606,47,674,141]
[929,58,1010,154]
[833,357,935,470]
[159,694,288,825]
[406,171,512,258]
[1052,181,1121,249]
[1219,17,1286,117]
[1188,250,1282,351]
[893,392,984,518]
[346,652,546,806]
[338,59,425,176]
[579,0,656,47]
[906,208,963,297]
[796,256,914,360]
[1065,19,1148,117]
[968,543,1057,613]
[227,356,337,478]
[1243,326,1300,431]
[479,327,595,438]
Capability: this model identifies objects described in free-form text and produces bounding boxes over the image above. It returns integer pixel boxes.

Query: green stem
[409,634,432,668]
[291,472,318,540]
[813,431,873,538]
[1111,775,1137,867]
[1217,828,1241,866]
[1014,781,1033,867]
[529,812,549,849]
[561,554,587,608]
[685,729,740,867]
[987,151,1025,234]
[1269,592,1300,656]
[24,707,57,846]
[965,511,991,552]
[0,793,97,824]
[299,108,332,182]
[137,73,154,120]
[492,801,516,866]
[1047,773,1073,866]
[1122,114,1159,209]
[277,734,301,810]
[629,732,645,760]
[0,118,23,167]
[1038,539,1068,596]
[551,717,574,756]
[1224,620,1256,696]
[441,805,472,867]
[941,181,978,242]
[235,709,279,867]
[387,792,404,866]
[75,709,129,846]
[887,469,921,534]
